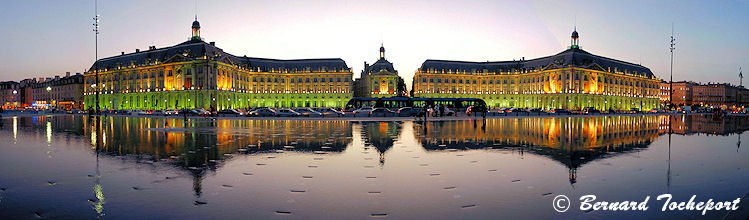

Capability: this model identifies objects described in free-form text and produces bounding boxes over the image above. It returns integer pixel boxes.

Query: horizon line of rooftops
[83,18,657,80]
[88,40,654,79]
[68,18,663,85]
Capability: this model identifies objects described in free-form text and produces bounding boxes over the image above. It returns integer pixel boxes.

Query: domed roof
[571,28,579,39]
[380,46,385,53]
[192,20,200,29]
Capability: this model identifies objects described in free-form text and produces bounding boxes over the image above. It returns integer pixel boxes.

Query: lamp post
[93,0,100,114]
[46,86,52,109]
[669,23,676,110]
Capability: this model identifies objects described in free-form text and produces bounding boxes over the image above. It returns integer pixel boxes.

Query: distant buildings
[352,45,407,98]
[659,81,749,108]
[1,72,84,110]
[0,81,20,109]
[83,18,353,110]
[29,73,85,110]
[412,28,661,111]
[660,81,696,106]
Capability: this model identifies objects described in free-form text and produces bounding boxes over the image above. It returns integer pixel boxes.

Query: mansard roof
[367,58,397,74]
[89,39,350,73]
[420,47,656,79]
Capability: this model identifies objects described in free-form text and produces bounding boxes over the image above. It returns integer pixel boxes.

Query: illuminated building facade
[659,81,749,108]
[84,19,353,110]
[692,83,749,108]
[0,81,20,109]
[21,73,85,110]
[353,45,407,98]
[412,29,660,110]
[660,81,696,106]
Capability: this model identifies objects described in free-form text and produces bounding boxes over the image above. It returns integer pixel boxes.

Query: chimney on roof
[136,49,140,53]
[121,52,125,55]
[209,42,215,46]
[149,46,155,50]
[66,72,70,77]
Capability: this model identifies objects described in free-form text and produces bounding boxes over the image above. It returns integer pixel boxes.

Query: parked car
[275,108,301,117]
[488,108,504,115]
[315,108,344,117]
[193,108,211,116]
[353,107,374,117]
[551,109,571,114]
[528,108,544,114]
[294,108,323,117]
[396,107,418,117]
[133,110,150,115]
[116,110,132,115]
[582,107,600,114]
[370,108,396,117]
[217,109,243,116]
[249,108,276,117]
[179,109,205,116]
[649,108,663,113]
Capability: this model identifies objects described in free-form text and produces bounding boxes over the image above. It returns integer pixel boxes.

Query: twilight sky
[1,0,748,89]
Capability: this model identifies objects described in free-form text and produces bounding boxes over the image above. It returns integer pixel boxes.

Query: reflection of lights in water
[91,183,106,216]
[91,129,97,149]
[102,132,107,146]
[12,116,17,141]
[46,121,52,144]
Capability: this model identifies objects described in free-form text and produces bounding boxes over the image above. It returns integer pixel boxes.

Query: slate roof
[420,48,656,79]
[89,39,350,73]
[366,58,397,74]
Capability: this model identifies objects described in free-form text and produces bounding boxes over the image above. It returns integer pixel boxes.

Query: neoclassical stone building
[353,45,407,98]
[412,29,660,111]
[84,18,353,110]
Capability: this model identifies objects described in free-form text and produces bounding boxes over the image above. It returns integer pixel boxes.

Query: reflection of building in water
[414,117,661,184]
[359,121,402,165]
[19,116,352,197]
[416,117,660,151]
[658,115,749,135]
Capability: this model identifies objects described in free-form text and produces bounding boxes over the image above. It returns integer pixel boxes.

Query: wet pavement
[0,115,748,219]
